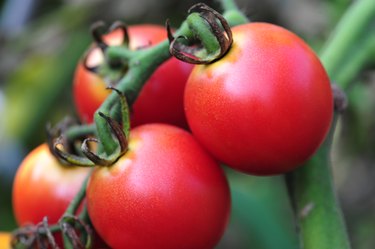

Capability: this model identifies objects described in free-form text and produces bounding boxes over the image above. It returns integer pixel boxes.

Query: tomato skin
[12,143,90,225]
[184,23,333,175]
[12,144,110,248]
[87,124,230,249]
[74,25,193,128]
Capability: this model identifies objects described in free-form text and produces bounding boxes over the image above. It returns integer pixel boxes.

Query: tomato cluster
[11,18,333,249]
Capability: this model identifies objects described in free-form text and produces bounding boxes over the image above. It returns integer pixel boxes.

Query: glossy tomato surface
[12,143,90,225]
[87,124,230,249]
[184,23,333,175]
[74,25,193,128]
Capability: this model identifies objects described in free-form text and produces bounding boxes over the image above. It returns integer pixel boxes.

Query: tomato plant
[86,124,230,249]
[184,22,333,175]
[12,143,90,225]
[73,24,193,128]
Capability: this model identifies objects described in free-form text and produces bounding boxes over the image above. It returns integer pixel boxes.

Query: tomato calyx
[12,215,93,249]
[12,217,59,249]
[89,21,129,70]
[167,3,233,64]
[83,21,131,89]
[59,214,93,249]
[48,87,130,167]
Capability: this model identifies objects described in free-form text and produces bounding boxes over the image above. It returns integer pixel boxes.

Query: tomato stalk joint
[48,87,131,167]
[168,3,233,64]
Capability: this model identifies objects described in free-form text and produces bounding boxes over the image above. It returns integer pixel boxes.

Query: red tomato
[11,144,107,248]
[74,25,193,128]
[87,124,230,249]
[12,143,90,225]
[0,232,11,249]
[184,23,333,175]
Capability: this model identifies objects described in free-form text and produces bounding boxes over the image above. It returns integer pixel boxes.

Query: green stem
[288,117,350,249]
[319,0,375,86]
[94,110,118,155]
[187,13,221,56]
[221,0,240,11]
[64,124,96,141]
[64,170,91,215]
[61,171,91,249]
[221,0,250,26]
[335,31,375,89]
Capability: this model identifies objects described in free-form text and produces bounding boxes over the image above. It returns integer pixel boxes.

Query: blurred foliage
[0,0,374,248]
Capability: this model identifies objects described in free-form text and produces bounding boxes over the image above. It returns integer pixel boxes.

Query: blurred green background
[0,0,374,248]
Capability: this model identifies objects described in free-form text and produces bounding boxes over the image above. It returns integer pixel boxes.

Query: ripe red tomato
[12,144,110,248]
[184,23,333,175]
[74,25,193,128]
[12,143,90,225]
[86,124,230,249]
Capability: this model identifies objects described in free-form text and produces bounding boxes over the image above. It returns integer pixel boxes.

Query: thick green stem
[64,124,96,141]
[101,40,172,110]
[221,0,239,11]
[187,12,221,56]
[288,117,350,249]
[319,0,375,86]
[335,31,375,88]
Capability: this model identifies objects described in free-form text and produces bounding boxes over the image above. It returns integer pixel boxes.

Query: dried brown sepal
[98,112,128,153]
[53,136,95,167]
[168,3,233,64]
[85,21,131,74]
[59,215,92,249]
[80,111,128,166]
[90,21,108,51]
[43,217,58,249]
[108,21,130,46]
[81,138,118,166]
[188,3,233,53]
[46,118,84,164]
[11,217,59,249]
[106,86,131,139]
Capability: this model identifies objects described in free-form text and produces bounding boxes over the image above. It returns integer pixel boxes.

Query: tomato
[87,124,230,249]
[0,232,11,249]
[11,144,105,248]
[184,23,333,175]
[12,143,90,225]
[74,25,193,128]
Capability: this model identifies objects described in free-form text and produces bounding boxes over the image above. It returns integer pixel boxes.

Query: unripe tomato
[87,124,230,249]
[74,25,193,128]
[184,23,333,175]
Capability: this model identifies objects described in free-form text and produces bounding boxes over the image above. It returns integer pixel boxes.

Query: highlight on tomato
[86,124,231,249]
[184,22,333,175]
[73,24,193,128]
